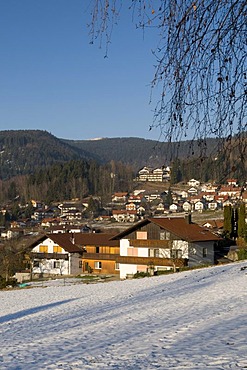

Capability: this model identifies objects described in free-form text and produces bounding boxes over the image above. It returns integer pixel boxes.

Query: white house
[169,203,183,213]
[29,234,83,276]
[194,201,205,212]
[112,210,137,223]
[208,201,218,211]
[187,179,200,187]
[182,201,192,212]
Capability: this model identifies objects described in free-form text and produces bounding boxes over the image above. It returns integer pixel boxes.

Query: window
[33,260,40,268]
[160,231,170,240]
[154,249,160,257]
[53,246,62,253]
[96,246,100,253]
[171,249,182,259]
[203,248,207,258]
[79,260,82,268]
[115,262,120,270]
[39,245,48,253]
[94,261,102,269]
[149,249,160,257]
[136,231,147,240]
[53,260,61,269]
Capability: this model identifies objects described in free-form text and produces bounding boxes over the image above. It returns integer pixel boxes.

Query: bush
[133,271,150,279]
[0,277,18,289]
[155,269,174,276]
[237,248,247,260]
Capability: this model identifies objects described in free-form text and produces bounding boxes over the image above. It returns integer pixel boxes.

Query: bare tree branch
[87,0,246,162]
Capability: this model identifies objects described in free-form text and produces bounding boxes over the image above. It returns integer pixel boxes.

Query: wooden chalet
[111,216,222,279]
[75,233,120,276]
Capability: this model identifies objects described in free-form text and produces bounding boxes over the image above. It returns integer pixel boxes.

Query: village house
[207,201,219,211]
[194,201,205,212]
[136,205,146,217]
[137,166,171,182]
[125,202,137,211]
[200,183,218,193]
[169,203,182,213]
[1,228,25,239]
[182,201,192,212]
[127,194,143,204]
[201,192,216,202]
[201,220,224,233]
[227,179,238,187]
[27,233,83,277]
[144,191,162,202]
[111,192,128,203]
[187,179,200,187]
[112,215,222,279]
[112,210,138,223]
[78,233,120,276]
[187,187,198,195]
[218,186,241,199]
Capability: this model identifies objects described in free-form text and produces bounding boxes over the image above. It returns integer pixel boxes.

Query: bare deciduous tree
[88,1,246,160]
[0,239,25,281]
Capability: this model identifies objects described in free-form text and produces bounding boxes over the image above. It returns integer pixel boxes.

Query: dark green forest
[0,130,96,180]
[0,159,134,205]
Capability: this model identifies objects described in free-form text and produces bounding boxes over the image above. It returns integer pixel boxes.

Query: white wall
[32,238,67,254]
[119,263,137,279]
[32,237,69,275]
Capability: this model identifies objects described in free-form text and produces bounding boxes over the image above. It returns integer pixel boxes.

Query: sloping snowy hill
[1,262,247,370]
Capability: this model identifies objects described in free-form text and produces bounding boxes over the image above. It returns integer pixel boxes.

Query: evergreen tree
[238,203,246,241]
[223,205,232,238]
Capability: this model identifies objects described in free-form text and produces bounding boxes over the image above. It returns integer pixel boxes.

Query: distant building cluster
[1,178,247,237]
[135,166,171,182]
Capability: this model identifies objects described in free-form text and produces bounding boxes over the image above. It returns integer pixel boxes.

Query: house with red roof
[112,216,222,279]
[26,232,121,278]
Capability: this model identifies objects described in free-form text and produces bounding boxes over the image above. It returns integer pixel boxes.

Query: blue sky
[0,0,161,141]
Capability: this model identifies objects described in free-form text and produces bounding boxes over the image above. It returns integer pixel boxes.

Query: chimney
[70,232,75,244]
[185,213,192,224]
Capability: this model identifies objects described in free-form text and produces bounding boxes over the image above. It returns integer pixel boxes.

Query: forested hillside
[0,130,246,203]
[0,130,97,180]
[64,137,220,169]
[0,159,134,204]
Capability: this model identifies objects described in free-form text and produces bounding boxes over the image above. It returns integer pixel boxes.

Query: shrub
[133,271,150,279]
[237,248,247,260]
[0,277,18,289]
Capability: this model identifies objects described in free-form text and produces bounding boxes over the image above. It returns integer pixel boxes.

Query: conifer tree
[223,205,232,238]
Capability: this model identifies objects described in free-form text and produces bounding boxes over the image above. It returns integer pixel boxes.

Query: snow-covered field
[1,262,247,370]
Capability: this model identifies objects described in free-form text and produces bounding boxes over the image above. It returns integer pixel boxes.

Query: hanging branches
[88,0,247,162]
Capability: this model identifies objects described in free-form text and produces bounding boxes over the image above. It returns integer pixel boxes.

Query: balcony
[130,239,171,248]
[31,252,69,260]
[83,253,119,261]
[115,256,188,267]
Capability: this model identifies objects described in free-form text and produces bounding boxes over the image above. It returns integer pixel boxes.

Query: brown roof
[74,233,119,247]
[112,217,222,243]
[27,232,119,253]
[149,218,222,242]
[46,233,83,253]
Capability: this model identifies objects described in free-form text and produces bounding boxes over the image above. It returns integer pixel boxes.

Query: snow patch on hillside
[0,262,247,369]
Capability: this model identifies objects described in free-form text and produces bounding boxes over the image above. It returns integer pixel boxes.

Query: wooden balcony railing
[83,253,120,261]
[115,256,188,267]
[130,239,171,248]
[83,252,187,267]
[31,253,69,260]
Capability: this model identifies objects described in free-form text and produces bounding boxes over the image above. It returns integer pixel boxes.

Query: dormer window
[160,231,170,240]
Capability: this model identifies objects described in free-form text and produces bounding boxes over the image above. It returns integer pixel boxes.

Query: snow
[1,262,247,369]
